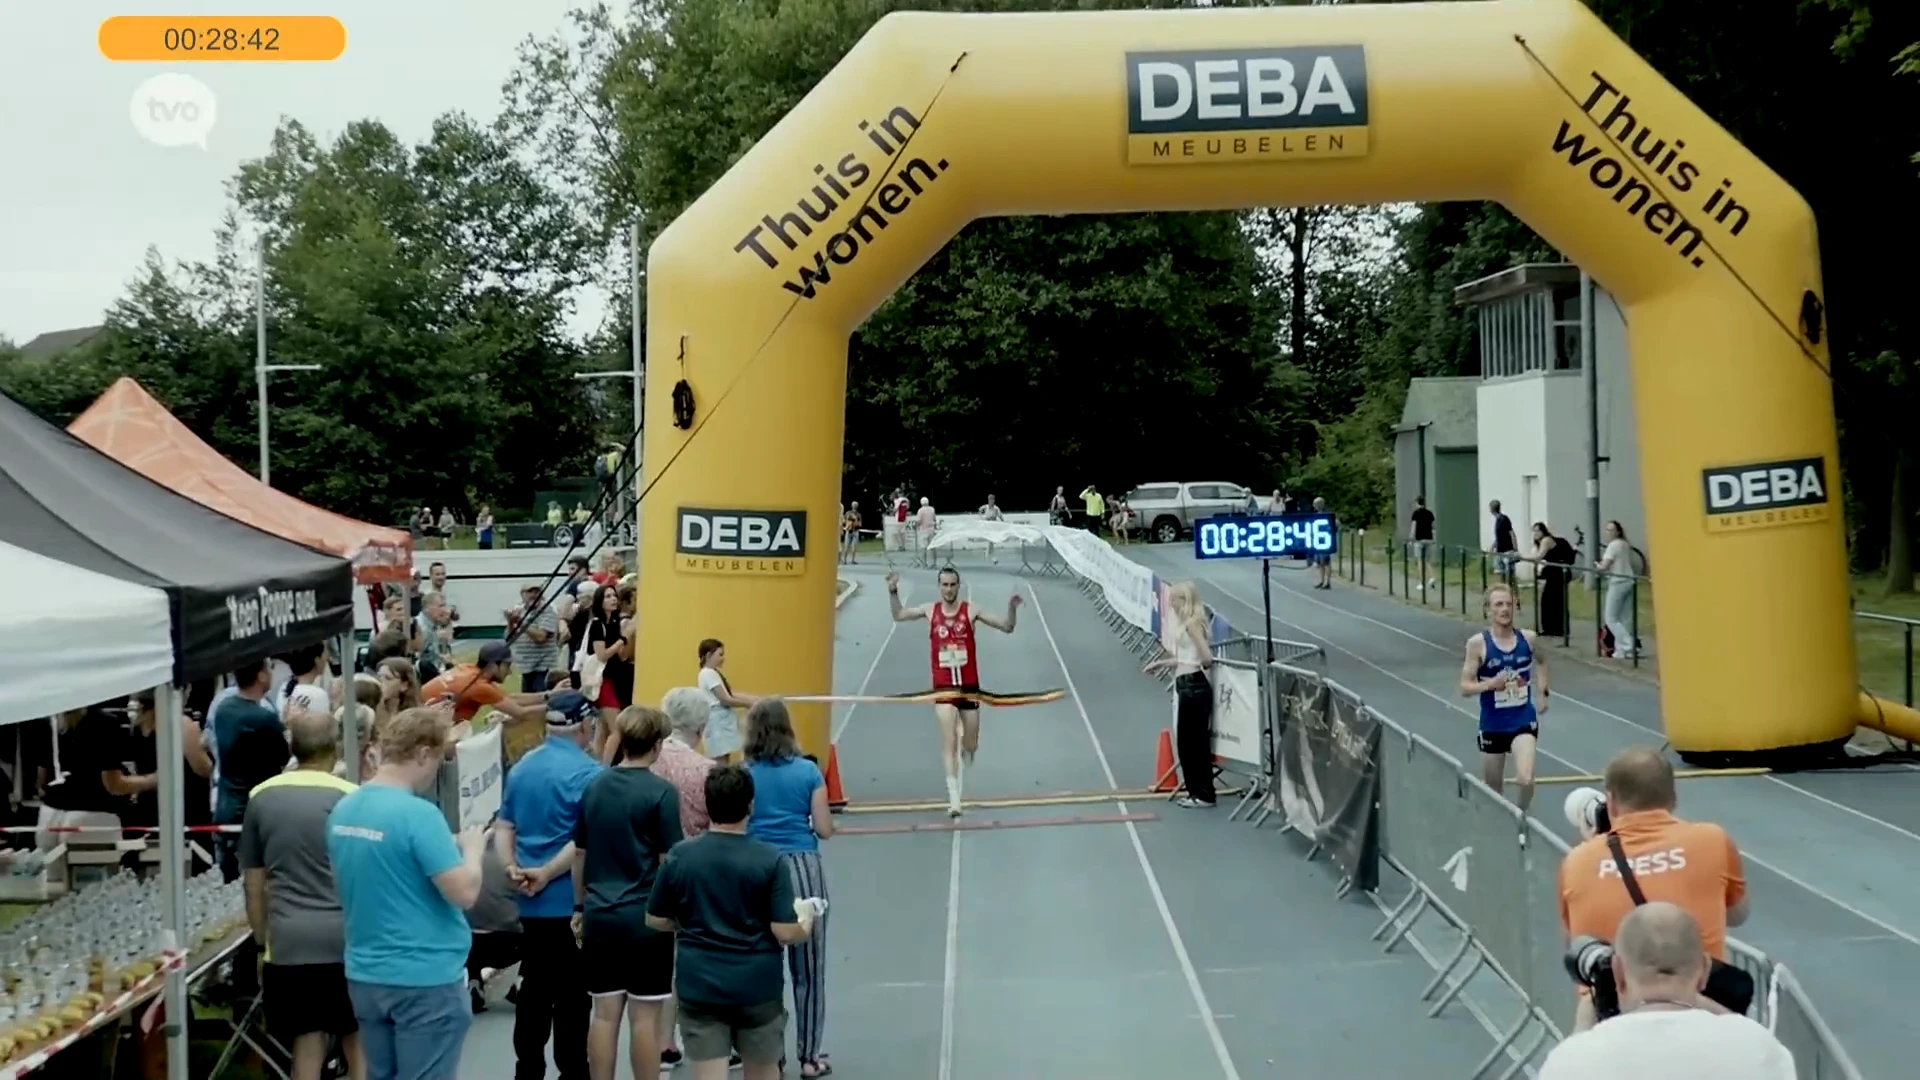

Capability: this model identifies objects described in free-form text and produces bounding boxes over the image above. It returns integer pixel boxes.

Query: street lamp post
[571,221,647,536]
[253,240,320,485]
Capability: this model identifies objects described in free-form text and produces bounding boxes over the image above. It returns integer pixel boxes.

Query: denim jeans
[348,979,472,1080]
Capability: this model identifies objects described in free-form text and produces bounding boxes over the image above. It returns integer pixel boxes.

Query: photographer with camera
[1542,902,1792,1078]
[1559,747,1750,1032]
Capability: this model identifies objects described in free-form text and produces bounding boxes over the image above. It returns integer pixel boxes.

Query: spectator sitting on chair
[241,704,365,1080]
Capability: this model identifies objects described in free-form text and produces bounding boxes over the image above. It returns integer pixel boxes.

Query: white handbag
[573,628,606,700]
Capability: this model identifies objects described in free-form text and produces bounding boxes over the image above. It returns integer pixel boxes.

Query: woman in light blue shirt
[743,699,834,1078]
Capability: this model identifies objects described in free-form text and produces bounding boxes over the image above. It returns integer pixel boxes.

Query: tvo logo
[129,73,219,148]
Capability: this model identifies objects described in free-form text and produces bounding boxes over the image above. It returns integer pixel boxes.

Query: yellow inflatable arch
[637,0,1873,764]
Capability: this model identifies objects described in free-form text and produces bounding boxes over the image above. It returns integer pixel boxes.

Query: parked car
[1125,481,1258,543]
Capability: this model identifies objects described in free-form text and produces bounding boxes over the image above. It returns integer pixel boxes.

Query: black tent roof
[0,390,353,684]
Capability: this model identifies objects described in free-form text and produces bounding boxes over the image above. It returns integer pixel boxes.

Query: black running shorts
[1477,725,1539,756]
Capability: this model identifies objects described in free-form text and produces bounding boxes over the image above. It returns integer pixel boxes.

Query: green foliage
[8,0,1918,558]
[0,117,605,524]
[505,0,1294,506]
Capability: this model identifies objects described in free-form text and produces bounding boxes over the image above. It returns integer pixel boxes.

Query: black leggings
[1174,672,1216,804]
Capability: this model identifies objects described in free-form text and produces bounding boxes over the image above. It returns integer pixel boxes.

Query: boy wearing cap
[421,641,554,725]
[495,690,605,1080]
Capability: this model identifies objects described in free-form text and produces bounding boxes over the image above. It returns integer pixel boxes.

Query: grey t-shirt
[467,845,523,935]
[238,770,357,967]
[646,831,794,1007]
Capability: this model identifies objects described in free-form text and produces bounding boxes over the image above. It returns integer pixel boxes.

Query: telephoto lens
[1564,935,1623,1020]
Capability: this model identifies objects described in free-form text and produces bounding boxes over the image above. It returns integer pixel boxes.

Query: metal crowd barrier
[882,523,1066,575]
[1278,665,1856,1077]
[1062,561,1862,1079]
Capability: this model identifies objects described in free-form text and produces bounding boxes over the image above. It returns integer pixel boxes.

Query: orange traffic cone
[824,744,848,809]
[1152,728,1179,793]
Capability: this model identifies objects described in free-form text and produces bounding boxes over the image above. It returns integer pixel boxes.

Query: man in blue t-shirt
[495,690,603,1080]
[327,706,486,1080]
[212,661,288,876]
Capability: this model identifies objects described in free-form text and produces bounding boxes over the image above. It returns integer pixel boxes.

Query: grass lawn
[1338,539,1656,641]
[1851,573,1920,706]
[1337,534,1920,706]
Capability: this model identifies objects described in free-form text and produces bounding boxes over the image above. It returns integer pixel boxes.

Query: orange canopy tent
[69,377,414,584]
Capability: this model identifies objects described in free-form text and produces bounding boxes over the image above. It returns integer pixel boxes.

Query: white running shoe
[946,774,963,818]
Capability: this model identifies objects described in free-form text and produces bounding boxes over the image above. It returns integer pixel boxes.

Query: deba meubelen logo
[676,508,808,576]
[1701,457,1829,534]
[1126,46,1369,167]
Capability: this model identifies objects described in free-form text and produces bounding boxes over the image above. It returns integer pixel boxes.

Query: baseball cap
[478,641,513,667]
[546,690,595,728]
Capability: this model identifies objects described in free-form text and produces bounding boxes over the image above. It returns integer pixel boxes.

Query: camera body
[1564,934,1623,1021]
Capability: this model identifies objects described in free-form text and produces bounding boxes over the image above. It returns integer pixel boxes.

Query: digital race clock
[1193,512,1336,560]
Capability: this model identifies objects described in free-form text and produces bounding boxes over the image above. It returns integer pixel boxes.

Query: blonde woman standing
[1143,583,1215,808]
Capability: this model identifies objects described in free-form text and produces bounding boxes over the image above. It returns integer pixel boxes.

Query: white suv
[1124,481,1257,543]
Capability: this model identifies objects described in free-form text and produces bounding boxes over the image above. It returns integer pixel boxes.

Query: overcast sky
[0,0,608,347]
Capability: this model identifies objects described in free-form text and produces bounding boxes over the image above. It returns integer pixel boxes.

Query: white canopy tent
[0,539,174,726]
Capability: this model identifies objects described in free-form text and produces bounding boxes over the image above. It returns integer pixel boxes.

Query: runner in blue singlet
[1458,583,1549,811]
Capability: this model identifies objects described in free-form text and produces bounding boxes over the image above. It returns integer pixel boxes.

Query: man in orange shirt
[422,642,555,725]
[1559,746,1750,1030]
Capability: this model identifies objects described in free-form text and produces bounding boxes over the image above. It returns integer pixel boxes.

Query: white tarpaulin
[0,540,174,725]
[1210,662,1264,768]
[456,724,505,829]
[929,521,1158,634]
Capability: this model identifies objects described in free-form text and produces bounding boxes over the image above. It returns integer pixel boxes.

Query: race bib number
[938,645,970,670]
[1494,673,1530,709]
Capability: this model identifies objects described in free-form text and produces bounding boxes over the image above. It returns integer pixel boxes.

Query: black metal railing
[1336,530,1649,668]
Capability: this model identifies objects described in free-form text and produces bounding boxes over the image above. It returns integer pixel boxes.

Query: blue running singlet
[1476,629,1536,734]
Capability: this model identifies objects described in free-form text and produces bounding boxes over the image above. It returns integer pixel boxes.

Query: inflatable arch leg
[636,0,1856,765]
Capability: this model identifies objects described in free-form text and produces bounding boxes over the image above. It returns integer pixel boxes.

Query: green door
[1432,449,1479,551]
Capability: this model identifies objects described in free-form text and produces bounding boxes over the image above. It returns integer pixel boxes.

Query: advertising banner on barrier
[1045,526,1157,634]
[1276,668,1381,891]
[1157,578,1177,653]
[456,724,505,830]
[1210,662,1263,768]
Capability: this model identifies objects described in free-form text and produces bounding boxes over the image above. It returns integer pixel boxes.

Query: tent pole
[255,242,269,486]
[338,633,361,782]
[629,219,644,529]
[156,683,191,1080]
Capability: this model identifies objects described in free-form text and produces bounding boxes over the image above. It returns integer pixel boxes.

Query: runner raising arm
[973,592,1021,633]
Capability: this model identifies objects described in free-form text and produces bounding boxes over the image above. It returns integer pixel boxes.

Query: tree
[504,0,1295,507]
[209,116,603,520]
[2,114,607,525]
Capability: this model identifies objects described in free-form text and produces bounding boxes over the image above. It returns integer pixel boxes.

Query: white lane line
[832,579,905,744]
[937,828,962,1080]
[1195,571,1920,949]
[1217,558,1920,842]
[1026,581,1242,1080]
[937,583,971,1080]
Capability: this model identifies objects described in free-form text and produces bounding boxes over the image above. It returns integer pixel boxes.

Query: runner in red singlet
[886,566,1021,817]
